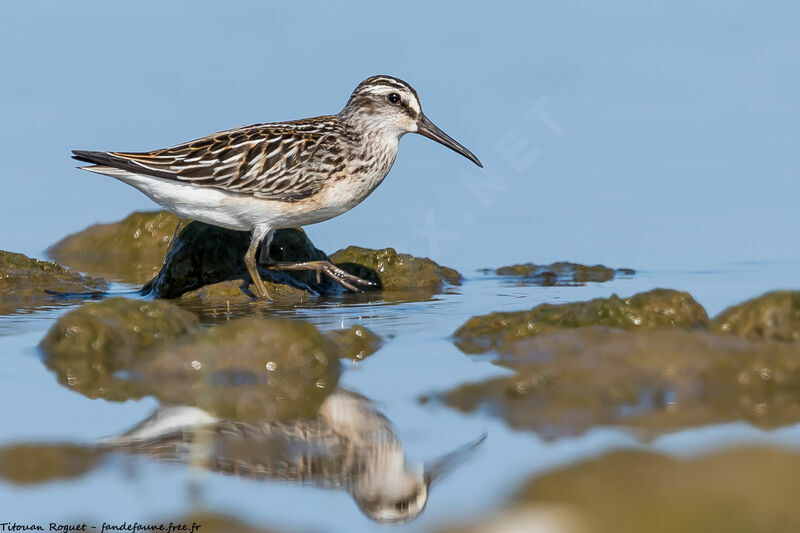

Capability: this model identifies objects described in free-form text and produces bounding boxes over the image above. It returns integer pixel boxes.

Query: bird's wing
[72,117,343,202]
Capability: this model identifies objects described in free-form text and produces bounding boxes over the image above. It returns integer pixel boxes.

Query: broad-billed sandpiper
[73,76,482,298]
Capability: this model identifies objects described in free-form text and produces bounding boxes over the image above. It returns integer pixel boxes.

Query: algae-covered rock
[0,250,107,315]
[138,316,341,422]
[39,297,200,401]
[0,443,101,485]
[47,211,178,284]
[454,288,709,354]
[712,290,800,343]
[145,222,336,299]
[495,261,634,285]
[442,327,800,438]
[327,325,384,361]
[330,246,461,291]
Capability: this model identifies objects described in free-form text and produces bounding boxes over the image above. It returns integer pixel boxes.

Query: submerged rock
[439,447,800,533]
[327,325,384,361]
[47,211,178,284]
[442,327,800,438]
[138,316,341,422]
[330,246,461,291]
[712,290,800,343]
[40,297,200,401]
[0,443,101,485]
[0,250,107,315]
[145,222,337,299]
[453,288,709,354]
[495,261,634,285]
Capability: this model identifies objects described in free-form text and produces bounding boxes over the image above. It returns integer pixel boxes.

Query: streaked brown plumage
[72,75,482,299]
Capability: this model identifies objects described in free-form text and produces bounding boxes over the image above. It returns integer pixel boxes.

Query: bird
[99,389,487,524]
[72,75,482,299]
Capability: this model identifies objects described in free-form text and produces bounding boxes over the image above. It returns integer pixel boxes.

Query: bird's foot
[266,260,376,292]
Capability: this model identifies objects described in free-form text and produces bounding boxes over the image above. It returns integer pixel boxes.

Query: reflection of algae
[327,325,384,361]
[140,316,341,422]
[39,297,200,401]
[443,327,800,438]
[47,211,178,284]
[0,443,102,485]
[39,298,341,422]
[495,261,634,285]
[454,288,709,354]
[0,250,107,315]
[439,447,800,533]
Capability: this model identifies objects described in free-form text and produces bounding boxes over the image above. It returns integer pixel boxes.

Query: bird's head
[341,75,482,167]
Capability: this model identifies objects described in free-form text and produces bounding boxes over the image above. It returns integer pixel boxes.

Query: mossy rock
[453,288,709,354]
[330,246,461,291]
[47,211,178,284]
[327,325,384,361]
[712,290,800,343]
[0,443,101,485]
[495,261,634,285]
[138,316,341,422]
[39,297,200,401]
[145,222,337,299]
[0,250,107,315]
[442,327,800,438]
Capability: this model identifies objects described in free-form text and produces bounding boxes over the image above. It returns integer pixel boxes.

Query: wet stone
[453,288,709,354]
[327,325,384,361]
[330,246,462,291]
[137,316,341,422]
[712,290,800,343]
[441,327,800,439]
[495,261,634,286]
[39,297,200,401]
[0,250,108,315]
[145,222,338,299]
[47,210,178,284]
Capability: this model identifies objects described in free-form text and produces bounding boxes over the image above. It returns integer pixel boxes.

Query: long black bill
[416,113,483,167]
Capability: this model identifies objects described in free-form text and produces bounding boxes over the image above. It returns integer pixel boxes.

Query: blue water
[1,2,800,531]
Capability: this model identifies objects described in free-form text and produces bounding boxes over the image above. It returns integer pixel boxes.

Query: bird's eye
[388,93,401,104]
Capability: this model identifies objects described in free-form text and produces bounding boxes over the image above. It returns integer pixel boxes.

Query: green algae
[0,250,107,315]
[453,288,709,354]
[47,211,179,284]
[712,290,800,343]
[330,246,461,291]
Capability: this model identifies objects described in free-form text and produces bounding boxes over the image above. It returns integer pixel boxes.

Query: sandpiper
[72,75,482,298]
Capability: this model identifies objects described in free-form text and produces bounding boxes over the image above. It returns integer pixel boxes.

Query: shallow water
[2,252,799,532]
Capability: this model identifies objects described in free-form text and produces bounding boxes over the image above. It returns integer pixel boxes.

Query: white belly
[85,167,354,231]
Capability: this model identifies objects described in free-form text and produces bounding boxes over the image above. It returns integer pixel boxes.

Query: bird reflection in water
[100,389,486,524]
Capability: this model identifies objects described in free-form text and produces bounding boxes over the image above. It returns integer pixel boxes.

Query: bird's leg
[165,217,191,258]
[263,259,376,292]
[244,226,273,300]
